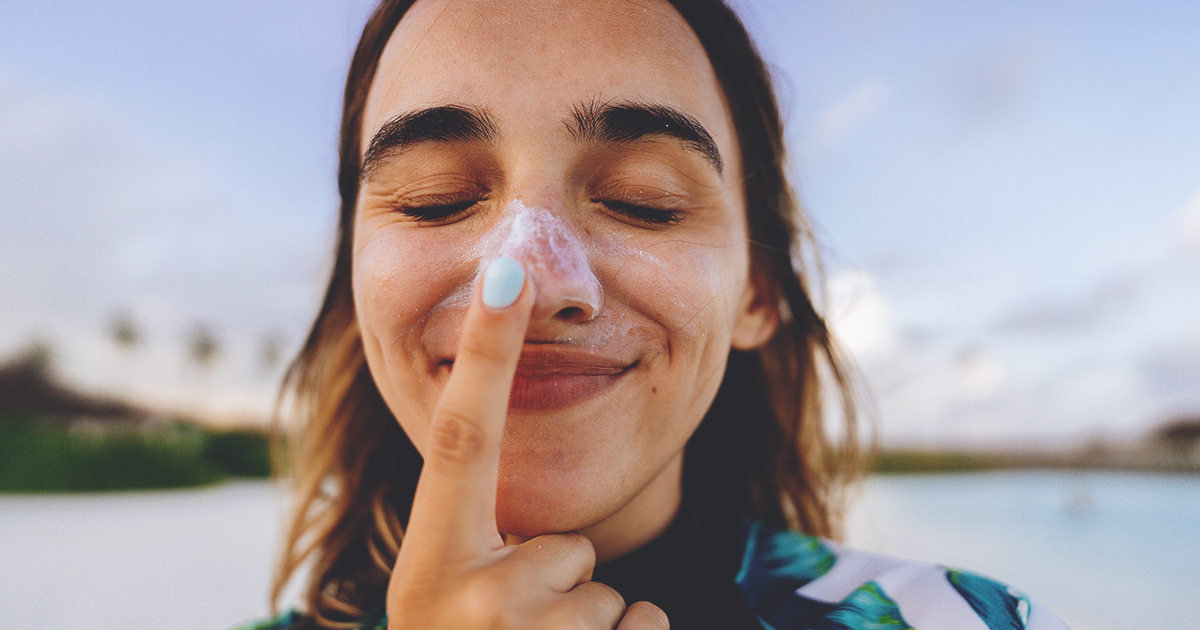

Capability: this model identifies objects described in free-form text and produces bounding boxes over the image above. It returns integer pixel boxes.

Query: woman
[241,0,1067,628]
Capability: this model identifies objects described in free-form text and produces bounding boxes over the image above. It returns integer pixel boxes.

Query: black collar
[591,498,762,630]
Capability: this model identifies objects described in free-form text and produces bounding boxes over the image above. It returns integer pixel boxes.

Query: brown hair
[271,0,864,626]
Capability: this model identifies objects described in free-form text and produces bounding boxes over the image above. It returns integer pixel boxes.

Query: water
[846,471,1200,630]
[1,472,1195,629]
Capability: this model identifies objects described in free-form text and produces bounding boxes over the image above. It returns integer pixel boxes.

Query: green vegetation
[0,414,272,493]
[0,344,275,494]
[202,428,273,477]
[872,450,1004,474]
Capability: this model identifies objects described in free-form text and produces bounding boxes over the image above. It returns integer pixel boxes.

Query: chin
[493,463,614,537]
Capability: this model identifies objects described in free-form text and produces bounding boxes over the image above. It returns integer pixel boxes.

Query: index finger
[403,257,533,562]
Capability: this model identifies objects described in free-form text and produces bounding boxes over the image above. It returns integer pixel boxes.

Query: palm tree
[109,311,140,398]
[187,324,220,419]
[188,325,219,369]
[110,311,140,351]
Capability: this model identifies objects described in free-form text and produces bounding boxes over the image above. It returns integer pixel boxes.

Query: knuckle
[624,601,670,630]
[426,409,491,465]
[580,580,626,611]
[558,532,596,565]
[542,582,626,630]
[599,582,628,612]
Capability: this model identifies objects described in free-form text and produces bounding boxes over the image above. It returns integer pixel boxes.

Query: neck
[583,451,684,564]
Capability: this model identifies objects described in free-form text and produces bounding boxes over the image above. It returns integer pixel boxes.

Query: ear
[731,262,779,350]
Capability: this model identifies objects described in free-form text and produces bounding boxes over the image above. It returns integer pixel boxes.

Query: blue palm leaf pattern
[814,582,915,630]
[947,568,1031,630]
[736,520,836,594]
[736,519,840,629]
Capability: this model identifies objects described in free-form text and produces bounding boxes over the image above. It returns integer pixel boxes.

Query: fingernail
[481,257,525,309]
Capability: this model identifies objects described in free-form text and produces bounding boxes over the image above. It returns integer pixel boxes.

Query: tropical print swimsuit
[735,520,1067,629]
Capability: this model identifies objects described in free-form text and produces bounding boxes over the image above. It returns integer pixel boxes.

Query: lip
[441,345,635,411]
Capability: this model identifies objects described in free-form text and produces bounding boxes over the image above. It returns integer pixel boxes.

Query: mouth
[439,346,636,411]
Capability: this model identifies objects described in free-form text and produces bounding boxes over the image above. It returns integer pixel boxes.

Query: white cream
[475,199,603,316]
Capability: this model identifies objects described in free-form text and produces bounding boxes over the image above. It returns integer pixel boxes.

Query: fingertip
[481,256,526,309]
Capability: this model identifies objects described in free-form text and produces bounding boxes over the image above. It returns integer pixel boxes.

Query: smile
[442,346,636,411]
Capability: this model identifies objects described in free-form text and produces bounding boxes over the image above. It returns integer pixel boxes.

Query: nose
[497,201,602,326]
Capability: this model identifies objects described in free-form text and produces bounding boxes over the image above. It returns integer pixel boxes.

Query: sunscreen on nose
[483,199,602,314]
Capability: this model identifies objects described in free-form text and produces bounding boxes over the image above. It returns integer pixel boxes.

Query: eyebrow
[359,100,723,178]
[360,104,498,179]
[566,100,723,174]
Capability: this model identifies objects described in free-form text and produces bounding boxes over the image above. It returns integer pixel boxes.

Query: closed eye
[395,198,481,222]
[598,200,683,226]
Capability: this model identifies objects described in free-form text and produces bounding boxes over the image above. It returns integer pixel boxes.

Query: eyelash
[394,197,683,226]
[598,200,683,226]
[395,198,481,222]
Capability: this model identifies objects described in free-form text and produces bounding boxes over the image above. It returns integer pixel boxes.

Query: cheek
[605,235,748,343]
[354,231,461,342]
[352,225,477,433]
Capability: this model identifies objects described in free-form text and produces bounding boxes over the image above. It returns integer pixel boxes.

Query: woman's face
[353,0,775,546]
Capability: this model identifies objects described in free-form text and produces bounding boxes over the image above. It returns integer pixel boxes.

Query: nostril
[555,306,587,322]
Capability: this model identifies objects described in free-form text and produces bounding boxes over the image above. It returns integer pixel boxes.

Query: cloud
[1139,340,1200,402]
[954,349,1006,403]
[1179,187,1200,250]
[827,268,893,361]
[868,347,1156,447]
[0,71,329,419]
[801,79,889,161]
[1045,363,1145,431]
[995,275,1140,334]
[0,72,327,329]
[946,40,1043,125]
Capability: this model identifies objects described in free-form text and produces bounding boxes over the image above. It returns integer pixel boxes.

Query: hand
[386,257,669,629]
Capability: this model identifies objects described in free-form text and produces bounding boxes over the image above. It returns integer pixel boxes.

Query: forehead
[362,0,735,156]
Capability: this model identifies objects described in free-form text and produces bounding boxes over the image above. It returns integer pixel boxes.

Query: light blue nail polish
[482,256,525,308]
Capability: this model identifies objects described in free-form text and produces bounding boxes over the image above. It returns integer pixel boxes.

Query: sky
[1,0,1197,445]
